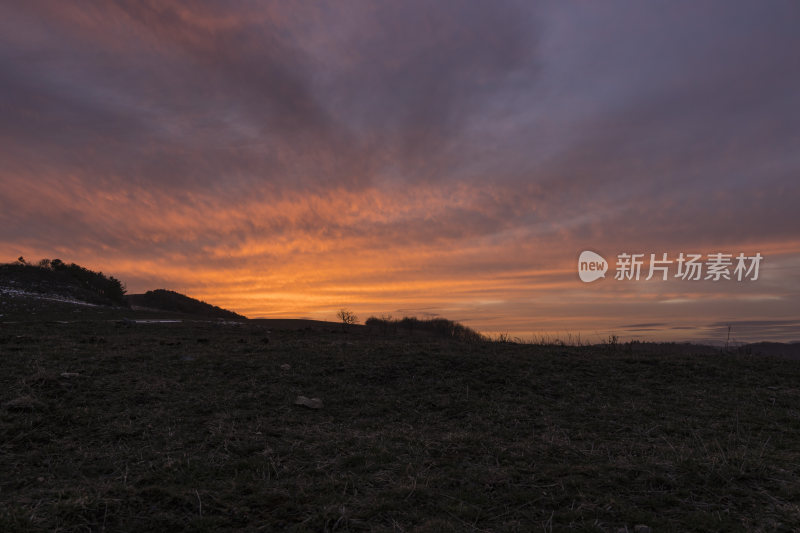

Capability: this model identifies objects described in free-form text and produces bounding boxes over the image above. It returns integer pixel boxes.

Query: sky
[1,1,799,344]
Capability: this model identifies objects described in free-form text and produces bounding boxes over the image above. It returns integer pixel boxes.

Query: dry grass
[1,317,799,531]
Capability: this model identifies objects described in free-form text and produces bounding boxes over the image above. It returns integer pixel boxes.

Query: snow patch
[0,286,100,307]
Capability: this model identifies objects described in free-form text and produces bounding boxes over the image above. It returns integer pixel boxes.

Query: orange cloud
[1,1,798,343]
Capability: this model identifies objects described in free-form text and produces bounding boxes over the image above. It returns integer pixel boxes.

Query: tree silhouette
[337,308,358,328]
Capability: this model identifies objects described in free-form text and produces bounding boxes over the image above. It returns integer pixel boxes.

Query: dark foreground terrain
[1,313,799,531]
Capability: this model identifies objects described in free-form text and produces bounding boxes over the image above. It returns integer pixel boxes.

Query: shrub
[337,309,358,326]
[365,315,486,342]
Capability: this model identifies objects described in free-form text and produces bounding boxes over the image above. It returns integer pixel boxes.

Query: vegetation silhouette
[366,315,486,342]
[336,308,358,330]
[1,257,126,305]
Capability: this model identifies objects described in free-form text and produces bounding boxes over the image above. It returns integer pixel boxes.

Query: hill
[0,258,126,306]
[0,259,242,322]
[742,341,800,359]
[125,289,245,320]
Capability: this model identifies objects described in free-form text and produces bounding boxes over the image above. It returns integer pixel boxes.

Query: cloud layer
[2,1,799,342]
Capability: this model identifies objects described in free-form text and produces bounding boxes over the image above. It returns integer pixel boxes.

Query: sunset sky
[1,1,798,344]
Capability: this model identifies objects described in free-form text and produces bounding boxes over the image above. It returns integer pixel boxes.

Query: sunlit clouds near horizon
[2,1,799,343]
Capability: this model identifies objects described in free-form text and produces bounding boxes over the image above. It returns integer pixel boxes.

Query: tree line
[9,256,127,305]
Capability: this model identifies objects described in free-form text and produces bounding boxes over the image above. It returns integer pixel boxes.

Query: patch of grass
[0,318,799,531]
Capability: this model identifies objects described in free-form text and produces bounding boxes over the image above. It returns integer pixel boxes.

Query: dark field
[1,313,799,531]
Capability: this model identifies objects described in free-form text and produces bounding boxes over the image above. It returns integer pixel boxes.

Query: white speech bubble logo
[578,251,608,282]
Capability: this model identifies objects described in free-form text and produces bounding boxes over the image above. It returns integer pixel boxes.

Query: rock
[294,395,323,409]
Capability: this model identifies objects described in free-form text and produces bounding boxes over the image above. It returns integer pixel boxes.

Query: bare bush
[337,308,358,326]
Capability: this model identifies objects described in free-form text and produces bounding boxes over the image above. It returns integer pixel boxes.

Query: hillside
[1,319,799,531]
[0,259,243,322]
[125,289,245,320]
[0,258,126,306]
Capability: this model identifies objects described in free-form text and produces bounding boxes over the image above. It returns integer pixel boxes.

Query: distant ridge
[126,289,245,320]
